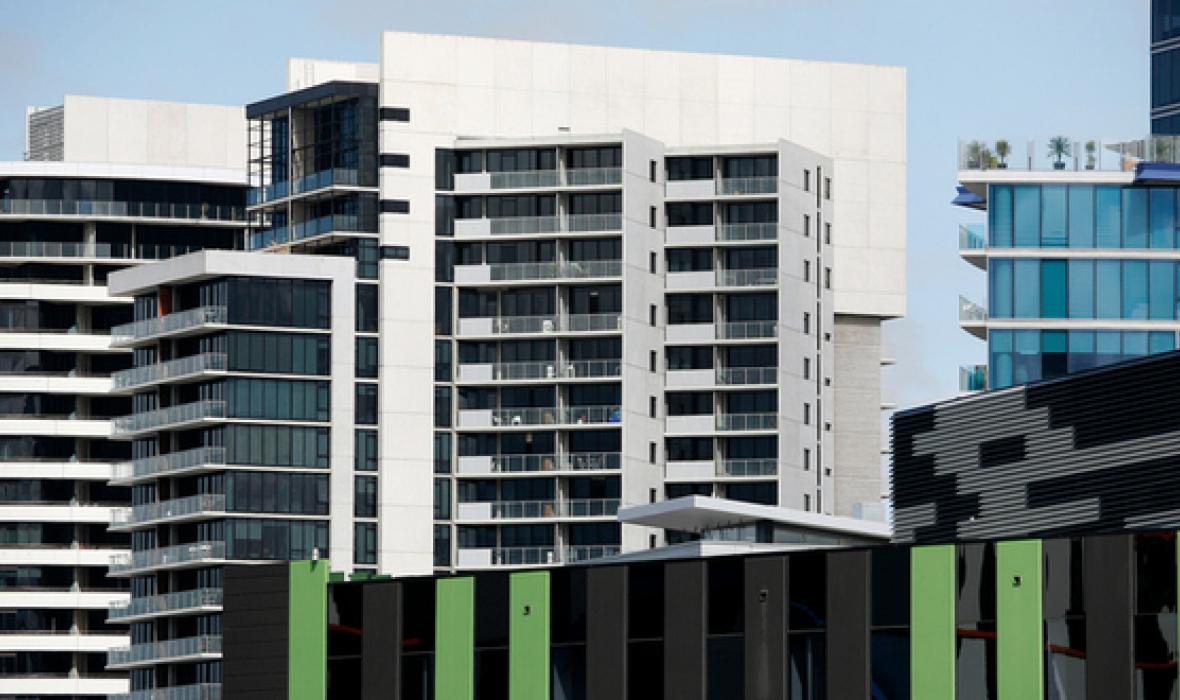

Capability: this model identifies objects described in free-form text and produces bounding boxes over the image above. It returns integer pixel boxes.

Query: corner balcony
[456,498,620,521]
[110,306,226,347]
[958,295,987,339]
[108,541,226,577]
[455,359,621,383]
[959,364,987,394]
[456,452,620,475]
[456,313,621,337]
[106,635,222,669]
[107,587,223,624]
[959,224,986,270]
[111,400,226,437]
[110,353,227,392]
[109,494,226,531]
[110,446,227,485]
[109,683,222,700]
[453,259,622,284]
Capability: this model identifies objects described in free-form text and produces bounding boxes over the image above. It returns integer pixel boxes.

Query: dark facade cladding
[892,351,1180,544]
[222,531,1180,700]
[1155,0,1180,134]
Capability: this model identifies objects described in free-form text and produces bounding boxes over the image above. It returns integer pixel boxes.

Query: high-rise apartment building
[1153,0,1180,134]
[955,137,1180,391]
[0,96,245,698]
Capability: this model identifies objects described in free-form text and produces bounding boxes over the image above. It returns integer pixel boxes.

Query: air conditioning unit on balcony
[542,319,555,332]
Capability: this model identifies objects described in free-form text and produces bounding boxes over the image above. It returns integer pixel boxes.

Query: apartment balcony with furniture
[455,359,621,383]
[456,313,622,337]
[453,259,622,284]
[456,405,622,429]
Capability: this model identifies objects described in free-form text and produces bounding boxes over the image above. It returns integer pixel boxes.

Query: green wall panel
[996,540,1043,700]
[509,571,550,700]
[436,577,475,700]
[911,544,956,700]
[288,560,329,700]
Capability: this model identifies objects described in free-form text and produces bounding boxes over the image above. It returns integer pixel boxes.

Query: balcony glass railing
[565,213,623,232]
[715,367,777,385]
[716,268,777,287]
[490,546,558,565]
[716,177,778,195]
[716,321,777,340]
[486,260,622,281]
[956,136,1180,172]
[111,306,227,344]
[716,223,777,241]
[959,364,988,392]
[959,224,985,250]
[565,545,621,562]
[474,359,622,381]
[564,313,622,332]
[489,170,561,189]
[0,241,203,260]
[475,314,622,335]
[716,413,778,431]
[564,167,623,187]
[488,452,621,472]
[111,400,226,436]
[111,494,226,528]
[560,405,623,425]
[0,198,245,222]
[489,215,561,235]
[111,446,227,483]
[107,635,222,667]
[109,541,226,575]
[110,683,222,700]
[959,296,987,322]
[483,498,620,519]
[248,168,367,205]
[108,587,223,622]
[717,459,779,476]
[111,353,227,391]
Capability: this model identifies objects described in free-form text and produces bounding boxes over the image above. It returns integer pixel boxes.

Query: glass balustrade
[111,306,227,344]
[716,176,778,195]
[112,400,226,435]
[716,223,777,241]
[107,635,222,667]
[108,541,226,575]
[108,587,223,622]
[716,413,778,431]
[111,353,227,391]
[0,199,244,222]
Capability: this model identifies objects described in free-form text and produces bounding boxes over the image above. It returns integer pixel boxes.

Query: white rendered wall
[287,58,381,91]
[377,31,906,318]
[61,95,245,170]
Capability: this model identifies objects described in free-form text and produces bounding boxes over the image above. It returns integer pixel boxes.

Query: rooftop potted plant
[965,140,985,169]
[994,139,1010,169]
[1048,136,1071,170]
[1085,140,1096,170]
[1153,135,1174,163]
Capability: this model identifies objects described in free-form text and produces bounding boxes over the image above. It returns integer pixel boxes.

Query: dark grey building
[1154,0,1180,133]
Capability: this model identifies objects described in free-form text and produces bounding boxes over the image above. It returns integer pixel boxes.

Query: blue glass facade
[983,184,1180,389]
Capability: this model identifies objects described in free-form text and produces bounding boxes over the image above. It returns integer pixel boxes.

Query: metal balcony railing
[0,198,244,222]
[959,296,987,323]
[717,459,779,476]
[110,494,226,528]
[491,546,558,565]
[109,541,226,575]
[716,321,777,340]
[111,353,227,391]
[716,413,778,431]
[716,223,777,241]
[109,683,222,700]
[716,177,778,195]
[108,587,223,623]
[716,268,777,287]
[107,635,222,668]
[715,367,777,385]
[111,400,226,436]
[564,545,621,562]
[111,306,226,345]
[111,446,227,484]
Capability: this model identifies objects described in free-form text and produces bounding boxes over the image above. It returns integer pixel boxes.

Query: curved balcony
[108,541,225,577]
[106,634,222,669]
[111,353,227,392]
[111,306,226,346]
[108,587,223,624]
[111,400,225,437]
[110,446,227,485]
[716,413,778,431]
[109,494,226,531]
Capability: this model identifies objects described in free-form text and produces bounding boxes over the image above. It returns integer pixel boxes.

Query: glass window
[989,259,1012,319]
[1096,260,1122,319]
[1095,186,1122,248]
[1068,260,1094,318]
[1125,331,1149,358]
[1042,330,1067,380]
[1123,188,1148,248]
[1152,189,1176,248]
[1041,185,1067,247]
[356,338,378,379]
[1068,331,1096,373]
[1013,260,1040,318]
[1014,330,1041,385]
[1013,185,1040,247]
[1151,261,1175,320]
[1067,185,1094,248]
[1151,331,1176,354]
[990,330,1013,389]
[1124,260,1149,319]
[989,185,1012,247]
[355,384,378,425]
[1096,331,1122,366]
[1040,260,1066,318]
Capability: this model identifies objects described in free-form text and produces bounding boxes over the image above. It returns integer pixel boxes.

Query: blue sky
[0,0,1148,410]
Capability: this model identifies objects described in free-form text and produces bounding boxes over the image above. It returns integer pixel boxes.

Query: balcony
[716,177,778,195]
[456,359,621,382]
[0,198,244,223]
[715,367,777,385]
[564,545,620,562]
[111,353,227,392]
[0,241,202,261]
[110,446,227,485]
[716,321,777,340]
[716,268,777,287]
[108,587,223,624]
[457,452,620,475]
[110,683,222,700]
[248,167,367,205]
[106,635,222,669]
[959,364,987,393]
[489,216,560,236]
[108,541,226,577]
[716,223,777,241]
[456,313,621,337]
[716,459,779,477]
[111,306,227,346]
[957,136,1180,173]
[959,224,986,270]
[958,296,987,338]
[455,213,624,238]
[454,167,622,192]
[458,498,620,521]
[109,494,226,530]
[111,400,226,436]
[457,405,621,428]
[454,259,623,284]
[716,413,778,431]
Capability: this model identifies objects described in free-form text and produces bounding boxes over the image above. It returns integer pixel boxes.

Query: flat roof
[0,160,246,186]
[618,495,891,540]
